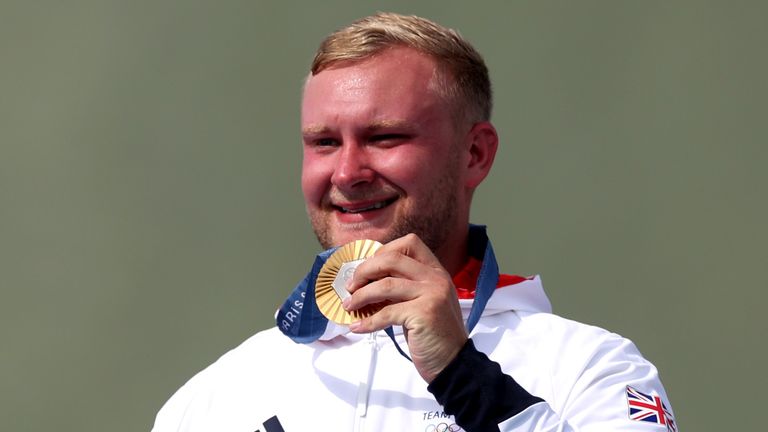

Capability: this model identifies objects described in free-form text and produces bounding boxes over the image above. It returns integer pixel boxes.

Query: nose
[331,142,375,189]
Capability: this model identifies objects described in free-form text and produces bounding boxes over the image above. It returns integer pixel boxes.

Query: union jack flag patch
[626,385,676,431]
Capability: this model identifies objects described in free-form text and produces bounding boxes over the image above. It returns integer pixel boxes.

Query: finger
[344,276,422,310]
[380,233,442,268]
[348,301,407,333]
[348,250,423,293]
[348,233,448,292]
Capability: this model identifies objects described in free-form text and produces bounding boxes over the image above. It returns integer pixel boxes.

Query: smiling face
[301,47,474,259]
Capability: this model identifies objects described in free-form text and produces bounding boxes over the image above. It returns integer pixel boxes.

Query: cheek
[301,153,330,204]
[377,148,436,189]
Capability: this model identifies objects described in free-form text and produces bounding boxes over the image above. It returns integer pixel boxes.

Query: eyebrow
[301,124,330,136]
[366,119,413,130]
[302,119,415,136]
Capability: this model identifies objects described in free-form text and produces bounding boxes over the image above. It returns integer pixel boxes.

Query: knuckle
[368,250,398,273]
[361,317,374,330]
[369,308,391,329]
[381,277,397,295]
[432,268,451,283]
[421,302,440,320]
[401,233,420,254]
[429,285,458,312]
[376,307,391,322]
[379,251,400,267]
[403,233,419,243]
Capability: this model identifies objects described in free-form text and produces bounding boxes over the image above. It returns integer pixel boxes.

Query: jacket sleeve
[427,337,676,432]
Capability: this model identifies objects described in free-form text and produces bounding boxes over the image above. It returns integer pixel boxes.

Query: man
[154,12,676,432]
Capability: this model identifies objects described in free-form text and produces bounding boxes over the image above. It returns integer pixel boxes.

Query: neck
[435,227,470,276]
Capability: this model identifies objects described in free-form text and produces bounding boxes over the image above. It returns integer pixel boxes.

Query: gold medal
[315,239,383,324]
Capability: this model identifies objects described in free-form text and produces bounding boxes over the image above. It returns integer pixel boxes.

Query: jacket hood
[476,275,551,317]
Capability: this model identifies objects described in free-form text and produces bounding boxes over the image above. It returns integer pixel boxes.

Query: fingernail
[342,297,351,310]
[348,321,361,332]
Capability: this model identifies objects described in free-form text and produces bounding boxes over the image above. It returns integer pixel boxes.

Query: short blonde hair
[310,12,492,124]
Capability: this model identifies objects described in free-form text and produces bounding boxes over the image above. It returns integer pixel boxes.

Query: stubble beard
[308,158,461,255]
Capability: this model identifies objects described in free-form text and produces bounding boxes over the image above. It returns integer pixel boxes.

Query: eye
[315,137,339,147]
[370,134,409,145]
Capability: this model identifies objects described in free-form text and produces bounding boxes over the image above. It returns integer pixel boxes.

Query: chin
[329,225,393,246]
[331,229,379,245]
[311,209,401,249]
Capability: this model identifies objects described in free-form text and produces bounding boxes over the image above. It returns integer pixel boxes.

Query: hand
[343,234,468,383]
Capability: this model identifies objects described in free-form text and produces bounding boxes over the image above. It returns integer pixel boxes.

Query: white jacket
[153,276,676,432]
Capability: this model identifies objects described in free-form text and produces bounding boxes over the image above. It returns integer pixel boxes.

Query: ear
[463,121,499,189]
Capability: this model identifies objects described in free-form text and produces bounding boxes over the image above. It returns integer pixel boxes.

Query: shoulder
[474,311,668,415]
[483,310,655,376]
[152,327,311,431]
[524,312,651,368]
[193,327,305,378]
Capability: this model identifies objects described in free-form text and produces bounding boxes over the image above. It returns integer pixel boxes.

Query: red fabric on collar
[452,257,530,300]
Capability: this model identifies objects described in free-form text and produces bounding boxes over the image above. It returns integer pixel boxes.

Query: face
[301,47,473,253]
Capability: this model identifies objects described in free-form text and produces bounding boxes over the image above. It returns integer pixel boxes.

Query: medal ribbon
[276,225,499,360]
[276,247,337,343]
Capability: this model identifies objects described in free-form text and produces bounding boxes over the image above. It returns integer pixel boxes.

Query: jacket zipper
[353,331,379,432]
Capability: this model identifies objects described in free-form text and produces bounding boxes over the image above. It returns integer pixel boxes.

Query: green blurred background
[1,1,765,430]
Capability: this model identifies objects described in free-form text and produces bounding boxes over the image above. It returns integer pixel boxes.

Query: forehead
[301,47,448,129]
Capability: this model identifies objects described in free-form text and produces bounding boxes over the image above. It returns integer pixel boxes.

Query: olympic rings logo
[424,423,462,432]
